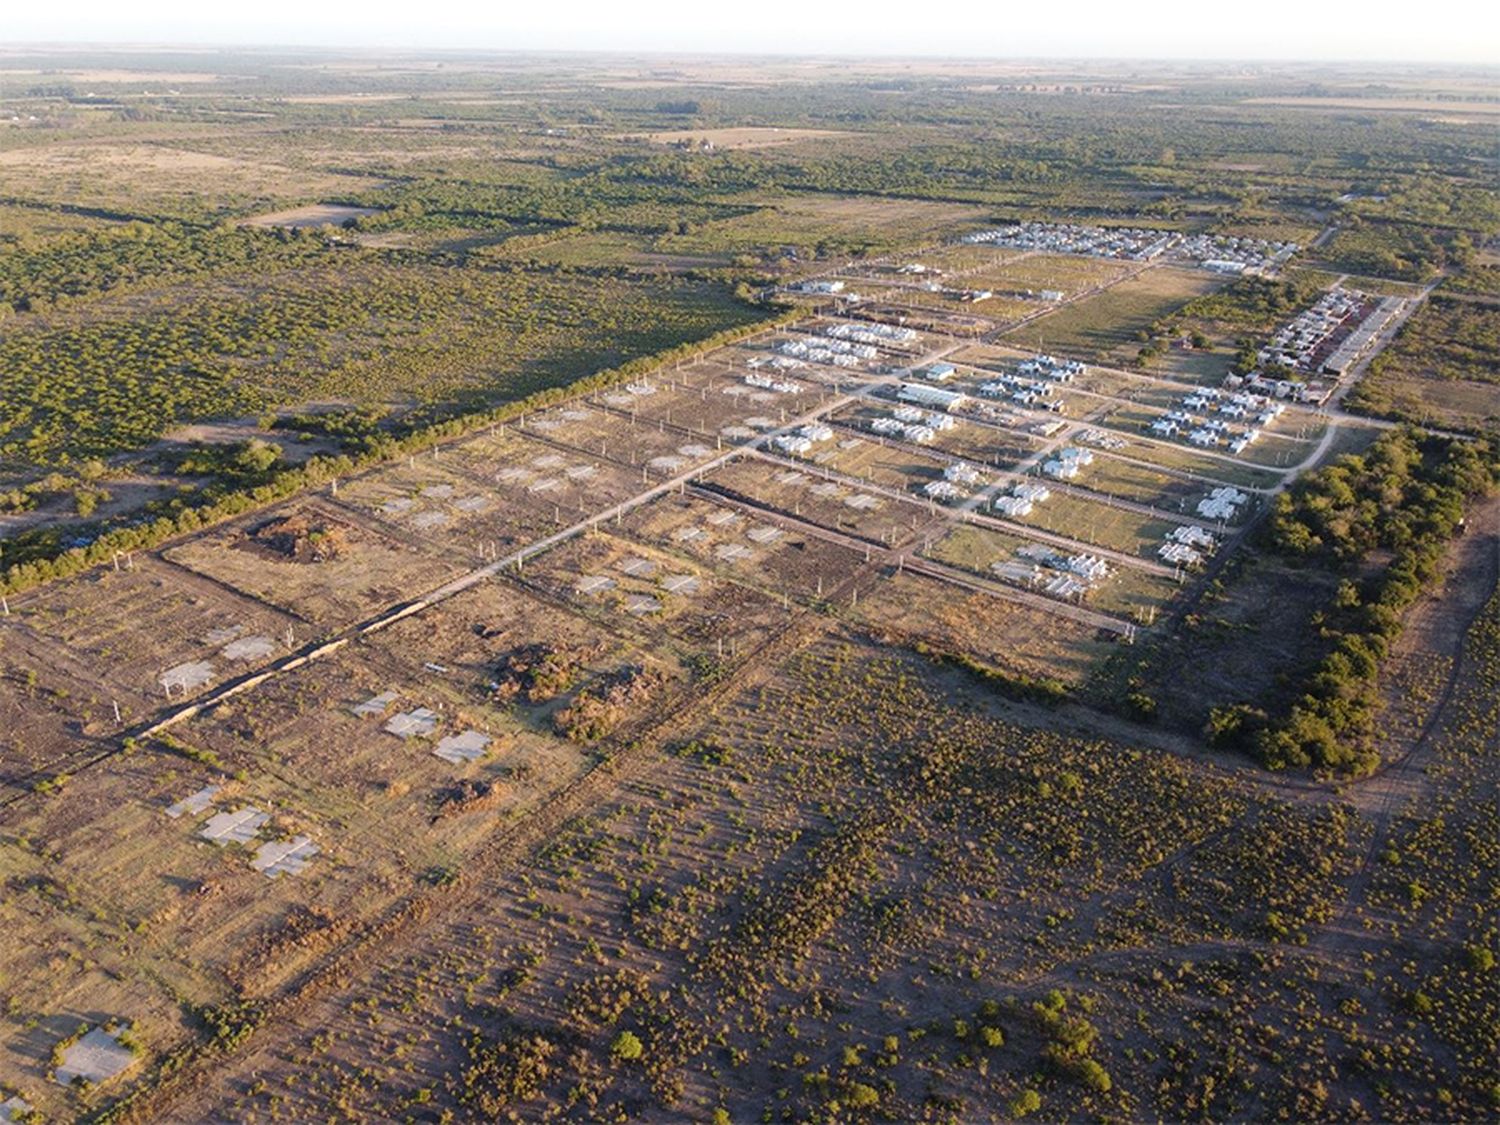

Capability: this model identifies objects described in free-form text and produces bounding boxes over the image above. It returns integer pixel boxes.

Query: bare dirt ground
[625,126,853,149]
[240,204,378,230]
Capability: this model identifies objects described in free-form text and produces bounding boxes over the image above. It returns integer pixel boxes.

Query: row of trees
[1212,429,1498,773]
[0,311,796,595]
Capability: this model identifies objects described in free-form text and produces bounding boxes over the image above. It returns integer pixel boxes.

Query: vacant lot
[0,143,381,220]
[629,126,854,149]
[241,204,379,230]
[1347,295,1500,432]
[657,193,993,260]
[1007,266,1225,363]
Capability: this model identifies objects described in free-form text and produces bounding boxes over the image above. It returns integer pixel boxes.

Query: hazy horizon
[1,0,1495,65]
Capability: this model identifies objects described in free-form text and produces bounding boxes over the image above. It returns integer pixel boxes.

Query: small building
[923,480,965,501]
[944,462,983,486]
[898,383,967,411]
[923,362,958,382]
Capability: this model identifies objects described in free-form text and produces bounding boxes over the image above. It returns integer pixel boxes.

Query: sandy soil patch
[241,203,379,229]
[627,126,852,149]
[1245,96,1500,115]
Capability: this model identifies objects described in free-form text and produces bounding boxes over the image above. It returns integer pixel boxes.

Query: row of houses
[923,460,987,503]
[1230,371,1323,402]
[1159,523,1218,567]
[1150,388,1284,456]
[775,335,877,367]
[923,480,966,501]
[772,422,834,456]
[978,374,1066,412]
[871,405,955,445]
[993,480,1052,518]
[826,321,920,345]
[1197,486,1249,522]
[1176,233,1298,275]
[894,405,955,430]
[992,541,1110,601]
[1017,353,1085,382]
[743,369,803,394]
[1260,287,1367,372]
[963,221,1178,261]
[1042,446,1094,480]
[1321,296,1405,375]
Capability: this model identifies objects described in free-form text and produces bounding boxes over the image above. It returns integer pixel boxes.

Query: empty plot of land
[241,204,379,229]
[1007,267,1225,361]
[1244,96,1500,115]
[0,143,379,215]
[629,126,853,148]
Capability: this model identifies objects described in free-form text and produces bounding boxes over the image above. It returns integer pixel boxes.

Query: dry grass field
[1006,267,1226,363]
[0,143,381,219]
[627,126,854,149]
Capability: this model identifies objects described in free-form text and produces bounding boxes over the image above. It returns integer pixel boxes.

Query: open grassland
[1346,295,1500,433]
[655,194,993,260]
[1005,266,1225,363]
[0,141,384,221]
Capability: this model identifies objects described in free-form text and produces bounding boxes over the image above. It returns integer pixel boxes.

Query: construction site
[0,171,1490,1123]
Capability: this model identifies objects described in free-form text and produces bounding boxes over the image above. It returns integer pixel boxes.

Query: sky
[1,0,1495,64]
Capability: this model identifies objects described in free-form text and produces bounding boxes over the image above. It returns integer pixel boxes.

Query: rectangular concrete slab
[384,708,438,739]
[352,690,398,718]
[625,595,663,615]
[160,661,215,694]
[221,635,276,662]
[251,835,319,879]
[200,806,269,845]
[54,1027,135,1086]
[165,783,222,820]
[433,729,492,765]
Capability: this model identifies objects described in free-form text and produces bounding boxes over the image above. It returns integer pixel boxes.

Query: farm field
[1,46,1498,1125]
